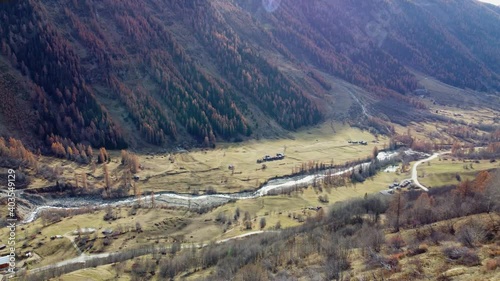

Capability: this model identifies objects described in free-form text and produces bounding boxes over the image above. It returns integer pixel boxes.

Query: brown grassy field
[45,212,500,281]
[2,161,412,272]
[28,122,386,195]
[417,157,500,188]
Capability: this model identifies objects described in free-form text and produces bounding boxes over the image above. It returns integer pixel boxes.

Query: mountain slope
[0,0,498,150]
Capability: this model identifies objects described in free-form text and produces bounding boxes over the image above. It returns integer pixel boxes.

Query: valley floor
[1,98,499,280]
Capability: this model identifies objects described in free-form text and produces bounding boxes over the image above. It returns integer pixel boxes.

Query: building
[256,153,285,163]
[102,229,114,236]
[0,255,11,270]
[72,228,96,235]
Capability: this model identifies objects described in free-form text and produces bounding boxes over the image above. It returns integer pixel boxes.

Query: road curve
[411,151,451,192]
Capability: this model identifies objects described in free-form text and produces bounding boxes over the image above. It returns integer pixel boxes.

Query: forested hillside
[0,0,498,151]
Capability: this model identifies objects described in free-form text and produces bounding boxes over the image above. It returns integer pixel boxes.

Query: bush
[275,221,281,230]
[103,206,116,221]
[485,258,499,271]
[128,205,138,216]
[365,252,399,270]
[244,220,252,230]
[215,212,227,224]
[442,246,480,266]
[206,186,217,194]
[407,244,428,257]
[429,228,451,245]
[457,222,486,248]
[318,194,329,203]
[388,235,406,251]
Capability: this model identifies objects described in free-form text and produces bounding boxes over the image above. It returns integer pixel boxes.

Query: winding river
[20,149,424,224]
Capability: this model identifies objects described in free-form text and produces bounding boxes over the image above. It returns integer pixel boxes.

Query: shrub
[487,245,500,257]
[388,235,406,251]
[103,206,116,221]
[457,222,486,248]
[442,246,480,266]
[485,259,498,271]
[128,205,138,216]
[275,221,281,230]
[386,255,401,269]
[215,212,227,224]
[429,228,451,245]
[365,252,399,270]
[244,220,252,230]
[407,243,428,257]
[437,275,452,281]
[206,186,217,194]
[318,194,329,203]
[390,252,405,261]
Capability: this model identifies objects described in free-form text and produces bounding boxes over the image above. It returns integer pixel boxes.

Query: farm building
[257,153,285,164]
[348,140,368,145]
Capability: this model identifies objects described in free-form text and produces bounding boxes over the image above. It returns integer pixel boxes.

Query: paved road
[411,151,451,192]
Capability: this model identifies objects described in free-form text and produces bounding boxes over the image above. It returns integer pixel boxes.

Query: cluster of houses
[386,179,416,194]
[348,140,368,145]
[388,179,413,190]
[256,153,285,164]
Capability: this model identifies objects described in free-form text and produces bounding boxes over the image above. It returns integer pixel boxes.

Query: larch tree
[387,192,406,232]
[103,164,111,198]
